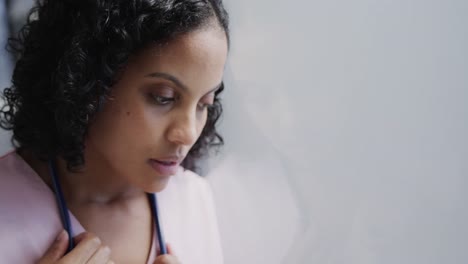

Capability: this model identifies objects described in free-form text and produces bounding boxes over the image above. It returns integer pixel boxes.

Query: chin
[142,178,171,193]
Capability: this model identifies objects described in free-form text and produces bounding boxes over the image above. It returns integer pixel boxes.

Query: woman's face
[85,26,228,192]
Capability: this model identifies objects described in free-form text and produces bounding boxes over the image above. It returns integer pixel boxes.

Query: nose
[166,109,199,147]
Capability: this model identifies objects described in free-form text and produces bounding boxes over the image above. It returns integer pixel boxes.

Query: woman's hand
[36,230,113,264]
[154,244,181,264]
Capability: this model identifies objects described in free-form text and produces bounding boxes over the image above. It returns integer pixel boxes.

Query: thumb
[36,230,69,264]
[153,254,180,264]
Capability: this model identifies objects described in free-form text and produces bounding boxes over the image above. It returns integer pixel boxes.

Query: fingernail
[92,236,101,246]
[103,246,111,254]
[56,230,67,242]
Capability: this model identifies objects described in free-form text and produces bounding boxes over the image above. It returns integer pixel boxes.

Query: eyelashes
[150,94,175,105]
[149,93,214,110]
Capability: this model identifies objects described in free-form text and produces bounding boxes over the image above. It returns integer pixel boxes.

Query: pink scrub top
[0,150,224,263]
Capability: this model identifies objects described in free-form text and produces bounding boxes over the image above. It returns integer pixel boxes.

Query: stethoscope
[48,159,167,255]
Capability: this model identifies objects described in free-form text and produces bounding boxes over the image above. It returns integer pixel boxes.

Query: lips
[149,157,182,177]
[154,160,177,166]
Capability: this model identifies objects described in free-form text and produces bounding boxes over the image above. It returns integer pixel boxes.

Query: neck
[20,149,145,206]
[55,158,145,205]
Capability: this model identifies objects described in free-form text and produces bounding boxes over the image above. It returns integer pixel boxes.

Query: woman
[0,0,229,263]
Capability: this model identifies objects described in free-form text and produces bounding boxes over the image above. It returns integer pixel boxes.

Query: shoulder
[0,150,64,263]
[0,150,34,193]
[0,150,50,195]
[0,150,21,175]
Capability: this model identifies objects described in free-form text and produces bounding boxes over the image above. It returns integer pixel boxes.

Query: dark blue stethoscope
[48,159,167,255]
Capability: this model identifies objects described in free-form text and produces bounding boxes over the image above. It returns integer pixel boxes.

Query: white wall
[208,0,468,263]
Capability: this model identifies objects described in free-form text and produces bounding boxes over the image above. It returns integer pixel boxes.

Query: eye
[151,94,175,105]
[197,102,214,111]
[197,93,215,111]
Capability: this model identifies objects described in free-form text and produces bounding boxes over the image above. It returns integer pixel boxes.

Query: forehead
[129,27,228,75]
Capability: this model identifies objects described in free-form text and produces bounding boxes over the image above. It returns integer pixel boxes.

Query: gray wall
[209,0,468,263]
[0,0,13,153]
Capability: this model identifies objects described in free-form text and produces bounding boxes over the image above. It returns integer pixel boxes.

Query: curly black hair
[0,0,229,173]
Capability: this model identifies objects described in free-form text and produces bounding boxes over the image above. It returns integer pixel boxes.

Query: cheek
[87,100,155,155]
[87,110,128,157]
[195,111,209,137]
[117,106,169,149]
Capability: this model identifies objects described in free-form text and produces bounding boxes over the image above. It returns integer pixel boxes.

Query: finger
[166,243,176,256]
[157,243,175,256]
[73,232,91,244]
[60,232,102,263]
[153,254,181,264]
[36,230,69,264]
[87,245,111,264]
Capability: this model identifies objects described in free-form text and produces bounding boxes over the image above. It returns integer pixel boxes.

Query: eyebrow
[145,72,222,96]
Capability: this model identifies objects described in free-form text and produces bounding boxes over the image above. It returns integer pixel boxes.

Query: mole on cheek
[126,111,131,116]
